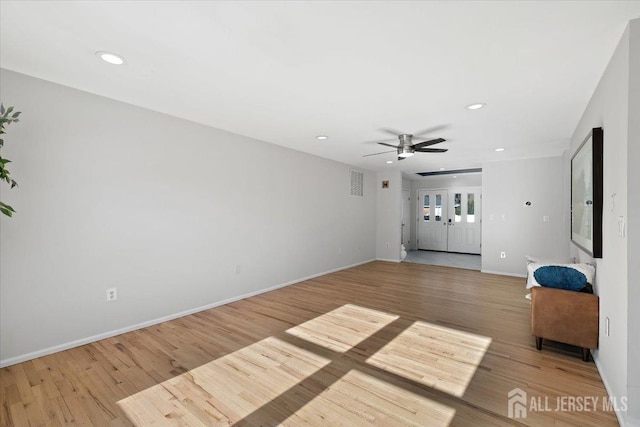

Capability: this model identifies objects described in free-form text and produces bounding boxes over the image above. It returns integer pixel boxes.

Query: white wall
[482,157,566,277]
[0,69,377,365]
[376,171,402,261]
[408,173,482,250]
[411,173,482,190]
[626,18,640,427]
[566,20,635,426]
[402,177,412,191]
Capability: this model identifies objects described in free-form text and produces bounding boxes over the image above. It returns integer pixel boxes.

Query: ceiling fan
[363,127,448,161]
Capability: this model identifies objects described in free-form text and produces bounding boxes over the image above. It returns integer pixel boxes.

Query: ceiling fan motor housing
[397,134,415,157]
[398,134,413,145]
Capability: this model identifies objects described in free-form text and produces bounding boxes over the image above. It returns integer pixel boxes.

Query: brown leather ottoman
[530,286,599,361]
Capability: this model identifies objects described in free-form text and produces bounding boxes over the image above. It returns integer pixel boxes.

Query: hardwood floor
[0,261,618,426]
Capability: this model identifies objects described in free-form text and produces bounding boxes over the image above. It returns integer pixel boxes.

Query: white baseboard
[481,269,527,279]
[0,259,375,368]
[593,353,628,426]
[376,258,401,263]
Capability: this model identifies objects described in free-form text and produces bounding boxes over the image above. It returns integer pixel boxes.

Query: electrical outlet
[235,265,241,275]
[106,288,117,302]
[500,251,506,259]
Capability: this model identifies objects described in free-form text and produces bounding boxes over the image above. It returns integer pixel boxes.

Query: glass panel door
[417,189,448,251]
[447,187,481,254]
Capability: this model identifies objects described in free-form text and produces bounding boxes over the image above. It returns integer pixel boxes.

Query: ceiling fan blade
[377,142,400,148]
[413,138,446,149]
[412,124,449,138]
[379,127,404,137]
[362,150,396,157]
[363,137,398,144]
[415,147,448,153]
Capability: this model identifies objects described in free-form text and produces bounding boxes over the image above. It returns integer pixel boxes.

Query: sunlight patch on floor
[117,309,469,425]
[286,304,399,352]
[366,321,492,398]
[117,336,331,425]
[287,369,456,426]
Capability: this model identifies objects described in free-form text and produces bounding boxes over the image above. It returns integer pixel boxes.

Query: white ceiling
[1,1,639,175]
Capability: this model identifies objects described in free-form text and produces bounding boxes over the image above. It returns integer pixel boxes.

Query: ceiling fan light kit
[398,146,415,158]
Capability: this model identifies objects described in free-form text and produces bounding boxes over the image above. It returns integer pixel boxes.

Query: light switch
[618,216,625,237]
[543,215,550,223]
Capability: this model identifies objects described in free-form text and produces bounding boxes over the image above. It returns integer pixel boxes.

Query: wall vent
[350,170,364,197]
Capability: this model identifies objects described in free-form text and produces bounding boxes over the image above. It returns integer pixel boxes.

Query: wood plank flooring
[0,261,618,426]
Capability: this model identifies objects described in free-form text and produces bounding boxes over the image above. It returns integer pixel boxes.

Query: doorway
[402,189,410,246]
[417,187,481,254]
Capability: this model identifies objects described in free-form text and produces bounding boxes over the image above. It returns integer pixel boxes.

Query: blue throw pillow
[533,265,587,291]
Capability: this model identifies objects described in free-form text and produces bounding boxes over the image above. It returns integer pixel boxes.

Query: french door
[417,187,482,254]
[417,190,449,251]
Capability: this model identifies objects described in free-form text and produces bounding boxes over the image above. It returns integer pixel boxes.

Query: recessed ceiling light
[466,103,486,110]
[453,176,457,178]
[494,147,505,152]
[386,160,393,164]
[96,51,125,65]
[316,135,328,140]
[440,167,445,170]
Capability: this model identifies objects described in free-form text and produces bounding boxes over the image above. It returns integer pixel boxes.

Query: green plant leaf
[0,201,15,217]
[0,104,21,217]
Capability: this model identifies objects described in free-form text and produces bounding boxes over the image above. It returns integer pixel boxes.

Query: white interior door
[417,189,448,251]
[401,189,410,246]
[447,187,482,254]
